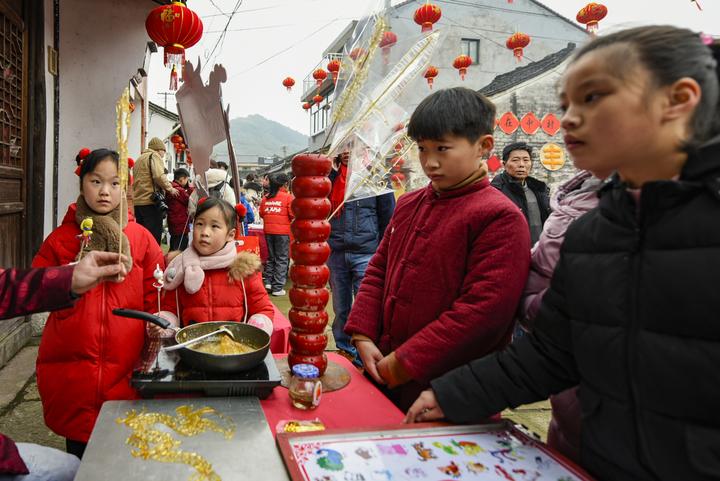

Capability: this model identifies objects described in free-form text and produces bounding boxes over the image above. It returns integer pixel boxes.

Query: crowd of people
[0,25,718,481]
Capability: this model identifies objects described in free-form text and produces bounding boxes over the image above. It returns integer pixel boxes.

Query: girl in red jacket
[32,148,164,459]
[159,197,274,333]
[259,173,294,296]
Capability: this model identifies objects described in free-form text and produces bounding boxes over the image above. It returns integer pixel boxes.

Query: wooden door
[0,1,25,268]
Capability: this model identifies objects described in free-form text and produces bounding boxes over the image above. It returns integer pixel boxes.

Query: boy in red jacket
[345,87,531,410]
[259,173,294,296]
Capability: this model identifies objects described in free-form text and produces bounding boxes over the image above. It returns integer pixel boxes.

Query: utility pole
[156,91,175,110]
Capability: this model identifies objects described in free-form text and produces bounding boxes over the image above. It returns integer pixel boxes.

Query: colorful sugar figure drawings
[285,424,592,481]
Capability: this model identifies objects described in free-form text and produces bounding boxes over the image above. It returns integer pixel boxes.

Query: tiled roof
[478,42,576,97]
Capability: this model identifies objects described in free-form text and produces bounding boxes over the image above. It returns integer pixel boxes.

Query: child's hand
[356,340,385,385]
[404,389,444,423]
[146,311,178,338]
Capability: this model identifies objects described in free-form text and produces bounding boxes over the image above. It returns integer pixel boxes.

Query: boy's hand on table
[404,389,444,423]
[356,340,386,385]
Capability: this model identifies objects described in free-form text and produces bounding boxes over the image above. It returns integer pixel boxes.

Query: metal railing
[301,52,344,100]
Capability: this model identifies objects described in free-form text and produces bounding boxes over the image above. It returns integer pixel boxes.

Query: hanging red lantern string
[313,94,324,104]
[424,66,439,89]
[171,134,183,144]
[282,77,296,92]
[302,102,312,112]
[379,30,398,64]
[312,68,328,89]
[326,59,341,84]
[145,1,203,91]
[506,32,531,62]
[576,3,608,34]
[414,2,442,33]
[453,55,472,81]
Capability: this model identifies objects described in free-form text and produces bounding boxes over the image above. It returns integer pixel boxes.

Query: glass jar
[288,364,322,410]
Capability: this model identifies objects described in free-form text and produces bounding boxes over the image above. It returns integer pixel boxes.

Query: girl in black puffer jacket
[406,26,720,481]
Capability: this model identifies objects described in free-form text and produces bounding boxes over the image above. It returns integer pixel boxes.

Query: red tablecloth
[270,304,291,354]
[261,353,405,435]
[247,227,268,263]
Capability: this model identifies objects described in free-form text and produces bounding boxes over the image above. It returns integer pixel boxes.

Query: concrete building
[301,0,588,152]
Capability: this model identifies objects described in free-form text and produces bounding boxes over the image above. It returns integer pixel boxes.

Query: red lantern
[302,102,312,111]
[506,32,531,62]
[289,154,334,375]
[424,66,439,89]
[349,48,366,62]
[312,68,327,88]
[391,173,406,183]
[282,77,295,92]
[414,2,442,33]
[379,30,398,64]
[576,3,608,34]
[453,54,472,81]
[145,2,203,90]
[326,59,341,84]
[171,134,183,144]
[313,94,324,104]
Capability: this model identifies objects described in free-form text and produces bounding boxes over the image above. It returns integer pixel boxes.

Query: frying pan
[113,309,270,373]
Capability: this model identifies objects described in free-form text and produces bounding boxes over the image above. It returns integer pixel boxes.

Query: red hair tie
[235,203,247,219]
[198,196,209,206]
[74,147,91,176]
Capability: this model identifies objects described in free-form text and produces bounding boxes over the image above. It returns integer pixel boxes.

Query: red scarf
[329,164,347,218]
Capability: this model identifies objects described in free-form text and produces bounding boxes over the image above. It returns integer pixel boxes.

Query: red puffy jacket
[32,204,164,442]
[167,181,193,235]
[163,251,274,326]
[259,188,294,235]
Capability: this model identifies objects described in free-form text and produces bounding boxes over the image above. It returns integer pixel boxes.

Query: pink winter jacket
[518,170,603,464]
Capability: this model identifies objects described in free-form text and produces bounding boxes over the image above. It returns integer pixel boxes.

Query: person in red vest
[259,173,294,296]
[0,251,127,480]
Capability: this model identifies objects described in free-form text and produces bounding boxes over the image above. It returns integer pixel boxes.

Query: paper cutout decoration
[487,155,501,173]
[520,112,540,135]
[541,113,561,136]
[540,143,566,171]
[498,112,519,135]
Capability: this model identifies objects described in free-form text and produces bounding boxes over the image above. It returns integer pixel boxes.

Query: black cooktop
[131,338,281,399]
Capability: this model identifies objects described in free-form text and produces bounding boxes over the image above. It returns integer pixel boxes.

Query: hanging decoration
[288,154,333,375]
[540,143,566,171]
[313,94,324,105]
[348,48,367,63]
[282,77,296,92]
[541,113,561,136]
[145,2,203,91]
[453,54,472,81]
[424,66,439,89]
[302,102,312,111]
[520,112,540,135]
[414,2,442,33]
[498,112,520,135]
[379,30,398,64]
[312,68,328,89]
[487,155,502,173]
[326,59,341,84]
[506,32,531,62]
[576,3,608,34]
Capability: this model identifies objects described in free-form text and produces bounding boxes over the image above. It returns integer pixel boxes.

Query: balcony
[301,52,344,102]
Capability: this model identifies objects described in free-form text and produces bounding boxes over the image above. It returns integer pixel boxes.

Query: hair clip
[198,196,209,206]
[74,147,91,176]
[235,203,247,219]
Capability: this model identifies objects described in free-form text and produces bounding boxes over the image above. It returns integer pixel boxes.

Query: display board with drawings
[277,421,594,481]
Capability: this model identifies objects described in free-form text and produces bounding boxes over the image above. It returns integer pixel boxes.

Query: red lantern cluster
[145,2,203,91]
[379,30,398,64]
[326,59,341,84]
[424,66,438,89]
[453,54,472,81]
[288,154,333,375]
[506,32,531,62]
[414,2,442,33]
[171,134,186,154]
[576,3,607,34]
[282,77,295,92]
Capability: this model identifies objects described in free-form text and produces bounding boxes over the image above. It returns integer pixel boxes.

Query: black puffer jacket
[490,171,551,226]
[432,137,720,481]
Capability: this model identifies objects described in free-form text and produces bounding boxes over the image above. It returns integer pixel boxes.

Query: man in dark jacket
[491,142,550,245]
[167,168,194,251]
[328,152,395,365]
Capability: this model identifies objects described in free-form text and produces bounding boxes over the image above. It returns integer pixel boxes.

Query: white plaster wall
[55,0,151,224]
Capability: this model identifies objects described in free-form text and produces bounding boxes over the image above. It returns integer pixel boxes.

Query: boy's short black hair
[502,142,533,162]
[407,87,496,143]
[173,167,190,179]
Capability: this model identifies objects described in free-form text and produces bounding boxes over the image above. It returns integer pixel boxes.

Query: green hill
[213,114,308,164]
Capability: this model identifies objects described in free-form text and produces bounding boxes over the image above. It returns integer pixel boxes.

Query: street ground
[0,289,550,451]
